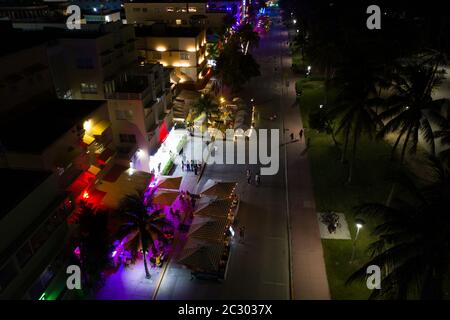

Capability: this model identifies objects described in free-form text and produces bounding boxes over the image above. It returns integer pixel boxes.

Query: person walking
[290,133,294,141]
[181,160,185,171]
[255,174,260,186]
[239,226,245,244]
[246,169,251,184]
[186,161,190,171]
[299,129,304,140]
[194,164,198,175]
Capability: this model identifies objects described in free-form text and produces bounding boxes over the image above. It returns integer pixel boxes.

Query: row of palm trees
[280,0,450,299]
[210,16,262,92]
[329,53,450,183]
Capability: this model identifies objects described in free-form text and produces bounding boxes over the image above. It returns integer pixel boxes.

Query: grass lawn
[297,78,408,299]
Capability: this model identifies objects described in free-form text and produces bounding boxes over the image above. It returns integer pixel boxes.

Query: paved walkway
[273,11,331,299]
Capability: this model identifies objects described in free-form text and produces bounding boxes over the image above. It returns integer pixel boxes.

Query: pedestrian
[157,162,161,173]
[299,129,303,139]
[255,174,260,186]
[194,164,198,175]
[186,162,190,171]
[239,226,245,243]
[246,169,251,184]
[290,133,294,141]
[181,160,185,171]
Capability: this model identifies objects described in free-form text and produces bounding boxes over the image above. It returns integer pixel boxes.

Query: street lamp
[293,19,297,24]
[350,218,365,263]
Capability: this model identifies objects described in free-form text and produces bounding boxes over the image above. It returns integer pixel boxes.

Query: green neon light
[39,293,46,300]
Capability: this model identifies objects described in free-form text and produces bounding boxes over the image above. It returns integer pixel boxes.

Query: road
[154,8,329,300]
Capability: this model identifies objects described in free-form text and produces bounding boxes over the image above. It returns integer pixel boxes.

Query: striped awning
[176,238,224,272]
[154,191,179,206]
[189,216,228,242]
[157,176,183,190]
[194,199,233,219]
[200,182,237,199]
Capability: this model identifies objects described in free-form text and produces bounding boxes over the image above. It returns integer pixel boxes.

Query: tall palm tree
[216,38,260,93]
[378,61,448,163]
[117,189,170,279]
[77,201,109,291]
[192,94,219,127]
[330,59,382,183]
[434,109,450,164]
[235,23,260,55]
[347,156,450,299]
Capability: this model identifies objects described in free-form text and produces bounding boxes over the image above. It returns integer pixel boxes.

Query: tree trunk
[386,183,396,206]
[142,250,151,279]
[400,127,413,164]
[390,129,404,161]
[347,131,358,184]
[341,129,349,163]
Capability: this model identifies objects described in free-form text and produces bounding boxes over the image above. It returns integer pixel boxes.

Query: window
[176,19,182,25]
[177,8,187,13]
[132,8,141,12]
[0,261,18,293]
[80,83,97,94]
[152,51,162,60]
[119,134,136,144]
[188,7,197,13]
[180,52,190,60]
[115,109,134,120]
[142,8,148,12]
[166,7,174,12]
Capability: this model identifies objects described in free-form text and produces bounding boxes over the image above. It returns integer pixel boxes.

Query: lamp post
[350,218,365,263]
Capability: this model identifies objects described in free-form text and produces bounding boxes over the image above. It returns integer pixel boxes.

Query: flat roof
[0,168,52,219]
[135,24,203,38]
[0,97,105,153]
[125,0,206,3]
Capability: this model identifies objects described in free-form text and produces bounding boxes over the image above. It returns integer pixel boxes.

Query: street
[154,8,329,300]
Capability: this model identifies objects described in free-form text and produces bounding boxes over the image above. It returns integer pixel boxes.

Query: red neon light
[159,121,168,144]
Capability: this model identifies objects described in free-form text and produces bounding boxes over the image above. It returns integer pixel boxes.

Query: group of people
[246,169,261,186]
[289,128,304,141]
[181,159,202,176]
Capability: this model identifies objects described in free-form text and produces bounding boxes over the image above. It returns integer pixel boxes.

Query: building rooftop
[135,24,203,38]
[0,97,105,153]
[125,0,206,3]
[0,168,52,219]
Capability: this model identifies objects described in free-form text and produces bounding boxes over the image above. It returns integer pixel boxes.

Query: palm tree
[77,201,109,291]
[434,109,450,164]
[192,94,219,127]
[378,61,448,163]
[117,189,170,279]
[347,156,450,299]
[330,59,382,183]
[235,23,260,55]
[216,39,260,92]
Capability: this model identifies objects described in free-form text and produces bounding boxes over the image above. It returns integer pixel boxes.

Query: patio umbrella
[176,238,224,272]
[157,176,183,191]
[154,191,179,206]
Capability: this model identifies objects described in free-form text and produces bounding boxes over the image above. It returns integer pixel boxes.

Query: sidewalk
[278,22,331,299]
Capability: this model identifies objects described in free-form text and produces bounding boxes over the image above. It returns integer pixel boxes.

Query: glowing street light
[350,218,365,263]
[293,19,297,24]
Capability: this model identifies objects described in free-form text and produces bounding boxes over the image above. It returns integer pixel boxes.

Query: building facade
[135,24,208,84]
[105,63,173,172]
[0,169,75,299]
